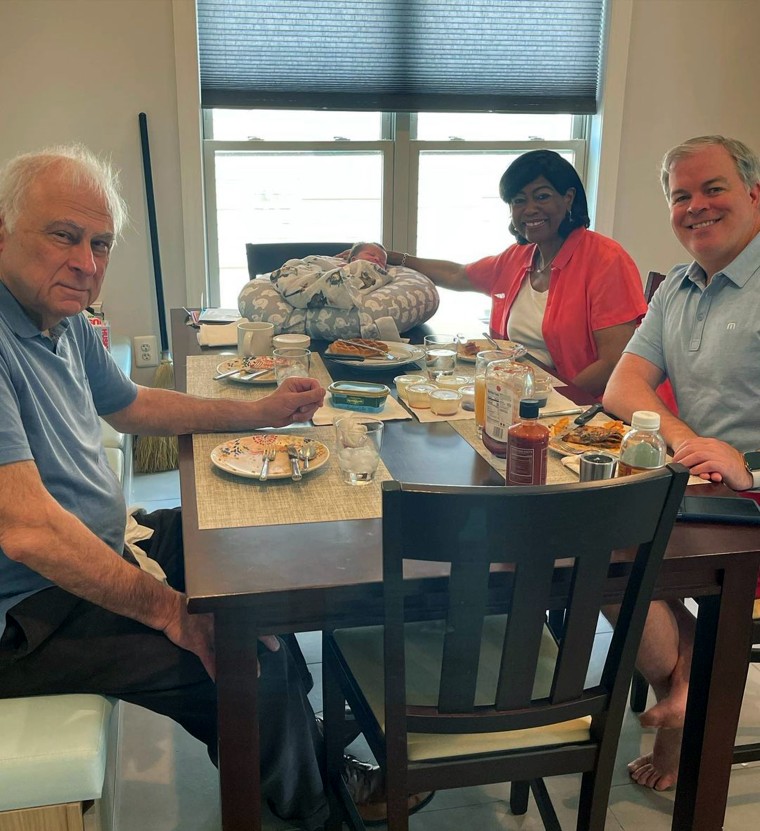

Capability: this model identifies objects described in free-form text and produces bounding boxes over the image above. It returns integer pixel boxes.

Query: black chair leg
[630,669,649,713]
[509,781,530,815]
[529,779,562,831]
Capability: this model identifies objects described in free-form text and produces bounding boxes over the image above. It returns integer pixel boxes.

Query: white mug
[237,321,274,357]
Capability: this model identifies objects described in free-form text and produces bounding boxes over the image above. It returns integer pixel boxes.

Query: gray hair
[661,135,760,198]
[0,144,127,235]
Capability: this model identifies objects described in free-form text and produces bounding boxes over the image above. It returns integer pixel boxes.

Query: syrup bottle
[507,398,549,485]
[482,359,534,458]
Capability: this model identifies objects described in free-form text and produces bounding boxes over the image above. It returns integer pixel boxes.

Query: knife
[539,407,584,419]
[574,402,604,425]
[213,367,272,381]
[324,353,364,362]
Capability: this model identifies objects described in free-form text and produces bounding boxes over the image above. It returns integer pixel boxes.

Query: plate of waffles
[210,434,329,480]
[457,338,527,363]
[548,416,626,455]
[324,339,425,370]
[215,356,276,384]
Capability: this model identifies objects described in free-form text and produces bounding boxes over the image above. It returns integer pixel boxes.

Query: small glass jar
[406,383,437,409]
[458,383,475,411]
[394,374,426,402]
[430,389,462,416]
[435,374,470,391]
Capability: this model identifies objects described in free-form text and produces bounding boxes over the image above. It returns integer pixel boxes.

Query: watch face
[744,451,760,471]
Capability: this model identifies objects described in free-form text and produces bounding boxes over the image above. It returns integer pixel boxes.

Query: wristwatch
[742,450,760,490]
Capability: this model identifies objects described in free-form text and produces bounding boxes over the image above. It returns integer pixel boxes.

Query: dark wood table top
[172,308,760,619]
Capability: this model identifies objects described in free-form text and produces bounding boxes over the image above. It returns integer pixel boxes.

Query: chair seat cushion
[238,260,439,341]
[333,616,591,762]
[0,694,113,811]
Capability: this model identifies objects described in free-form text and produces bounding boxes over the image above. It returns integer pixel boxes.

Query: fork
[286,446,303,481]
[259,447,276,481]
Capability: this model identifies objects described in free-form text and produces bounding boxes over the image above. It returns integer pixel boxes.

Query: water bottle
[616,411,667,477]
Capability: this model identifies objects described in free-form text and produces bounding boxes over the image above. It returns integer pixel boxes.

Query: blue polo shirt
[625,232,760,452]
[0,282,138,634]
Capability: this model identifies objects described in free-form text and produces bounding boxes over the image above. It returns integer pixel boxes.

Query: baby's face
[352,245,387,268]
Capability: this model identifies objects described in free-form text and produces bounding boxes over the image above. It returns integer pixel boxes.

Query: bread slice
[325,339,390,358]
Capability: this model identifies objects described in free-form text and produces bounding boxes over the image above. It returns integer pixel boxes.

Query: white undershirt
[506,275,555,368]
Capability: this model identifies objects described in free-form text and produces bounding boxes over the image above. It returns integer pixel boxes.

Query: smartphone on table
[677,495,760,525]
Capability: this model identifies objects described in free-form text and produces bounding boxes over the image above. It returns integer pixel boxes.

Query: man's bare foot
[628,727,682,791]
[639,690,687,729]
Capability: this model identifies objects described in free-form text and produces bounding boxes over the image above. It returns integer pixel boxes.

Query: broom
[133,111,178,473]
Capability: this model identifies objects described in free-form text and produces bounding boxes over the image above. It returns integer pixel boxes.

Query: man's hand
[258,377,325,426]
[672,437,753,491]
[159,591,216,678]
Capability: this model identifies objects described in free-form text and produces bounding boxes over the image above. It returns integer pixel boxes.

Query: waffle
[325,339,389,358]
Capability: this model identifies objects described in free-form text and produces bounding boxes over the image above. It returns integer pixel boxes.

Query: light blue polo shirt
[625,232,760,452]
[0,282,138,634]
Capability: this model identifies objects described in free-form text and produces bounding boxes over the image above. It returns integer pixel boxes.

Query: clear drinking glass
[424,334,457,380]
[273,347,311,385]
[532,373,553,409]
[334,415,384,485]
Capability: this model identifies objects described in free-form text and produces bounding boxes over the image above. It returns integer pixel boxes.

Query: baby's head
[348,242,387,268]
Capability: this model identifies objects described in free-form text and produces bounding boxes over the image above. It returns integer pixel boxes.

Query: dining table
[171,308,760,831]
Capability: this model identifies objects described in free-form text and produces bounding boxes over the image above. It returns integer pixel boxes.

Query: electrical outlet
[133,335,159,368]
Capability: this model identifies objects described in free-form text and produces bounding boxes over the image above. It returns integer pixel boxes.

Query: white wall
[607,0,760,277]
[3,0,760,374]
[0,0,186,384]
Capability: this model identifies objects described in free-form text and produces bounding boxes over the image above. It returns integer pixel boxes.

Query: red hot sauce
[507,399,548,486]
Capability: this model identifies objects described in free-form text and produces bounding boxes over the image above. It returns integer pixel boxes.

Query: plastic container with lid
[616,410,667,477]
[482,359,534,458]
[435,374,470,391]
[394,374,426,402]
[458,383,475,411]
[272,333,311,350]
[328,380,390,413]
[429,389,462,416]
[406,383,438,409]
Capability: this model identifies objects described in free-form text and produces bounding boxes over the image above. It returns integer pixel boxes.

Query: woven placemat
[193,427,392,530]
[187,352,334,400]
[450,418,578,485]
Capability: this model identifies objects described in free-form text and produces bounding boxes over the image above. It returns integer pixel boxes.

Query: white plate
[457,338,527,363]
[216,358,276,385]
[327,341,426,370]
[210,435,329,480]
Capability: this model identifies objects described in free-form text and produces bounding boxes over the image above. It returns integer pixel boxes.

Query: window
[204,111,585,307]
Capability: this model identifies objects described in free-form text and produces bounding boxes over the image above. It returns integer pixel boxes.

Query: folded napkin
[312,393,412,426]
[197,320,242,347]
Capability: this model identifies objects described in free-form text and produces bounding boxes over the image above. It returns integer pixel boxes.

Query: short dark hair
[499,150,591,244]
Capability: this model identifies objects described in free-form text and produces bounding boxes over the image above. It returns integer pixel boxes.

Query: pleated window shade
[198,0,607,114]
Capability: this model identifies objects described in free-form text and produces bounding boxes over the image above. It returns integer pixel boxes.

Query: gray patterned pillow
[237,259,439,340]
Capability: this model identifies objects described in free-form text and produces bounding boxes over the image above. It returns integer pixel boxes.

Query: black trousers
[0,508,328,830]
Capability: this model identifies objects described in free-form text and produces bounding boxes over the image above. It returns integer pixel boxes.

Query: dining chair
[323,467,688,831]
[245,242,353,278]
[644,271,666,303]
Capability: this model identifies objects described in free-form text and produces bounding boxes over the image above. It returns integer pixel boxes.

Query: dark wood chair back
[645,271,666,303]
[245,242,353,278]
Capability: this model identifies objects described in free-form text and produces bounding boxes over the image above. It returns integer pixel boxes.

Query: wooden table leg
[672,556,759,831]
[216,612,261,831]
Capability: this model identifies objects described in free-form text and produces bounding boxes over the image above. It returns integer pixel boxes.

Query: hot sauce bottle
[507,399,549,485]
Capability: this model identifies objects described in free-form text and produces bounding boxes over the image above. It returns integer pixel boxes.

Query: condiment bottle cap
[631,410,661,430]
[519,398,540,418]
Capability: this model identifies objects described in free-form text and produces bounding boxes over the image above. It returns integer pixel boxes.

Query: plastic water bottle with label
[616,411,667,477]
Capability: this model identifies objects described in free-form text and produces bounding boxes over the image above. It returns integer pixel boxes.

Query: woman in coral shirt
[388,151,647,398]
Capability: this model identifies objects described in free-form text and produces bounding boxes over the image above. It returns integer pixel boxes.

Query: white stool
[0,694,114,831]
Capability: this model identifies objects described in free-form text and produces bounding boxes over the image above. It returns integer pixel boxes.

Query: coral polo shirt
[465,228,647,384]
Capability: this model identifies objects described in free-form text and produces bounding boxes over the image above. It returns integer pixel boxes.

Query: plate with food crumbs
[325,340,425,369]
[215,356,276,384]
[210,434,329,480]
[457,338,527,363]
[548,416,627,455]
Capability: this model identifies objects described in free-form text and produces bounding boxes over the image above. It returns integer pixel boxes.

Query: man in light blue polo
[604,135,760,792]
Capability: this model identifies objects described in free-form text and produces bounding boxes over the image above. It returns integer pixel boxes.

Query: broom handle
[138,112,169,354]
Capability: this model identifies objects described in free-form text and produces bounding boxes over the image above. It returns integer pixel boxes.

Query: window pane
[214,151,384,307]
[416,150,575,262]
[415,113,573,141]
[210,109,382,141]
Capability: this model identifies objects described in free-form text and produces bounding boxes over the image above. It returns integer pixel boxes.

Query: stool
[0,694,114,831]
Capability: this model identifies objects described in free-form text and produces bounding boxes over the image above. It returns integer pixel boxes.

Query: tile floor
[105,470,760,830]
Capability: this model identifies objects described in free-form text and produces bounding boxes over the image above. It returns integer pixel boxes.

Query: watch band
[742,452,760,491]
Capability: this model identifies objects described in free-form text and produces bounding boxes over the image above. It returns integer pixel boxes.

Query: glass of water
[334,415,384,486]
[424,334,457,380]
[273,347,311,385]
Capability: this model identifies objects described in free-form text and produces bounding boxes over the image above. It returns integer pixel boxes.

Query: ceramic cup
[237,321,274,357]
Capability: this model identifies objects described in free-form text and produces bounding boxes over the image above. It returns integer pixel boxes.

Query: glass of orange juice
[474,350,504,436]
